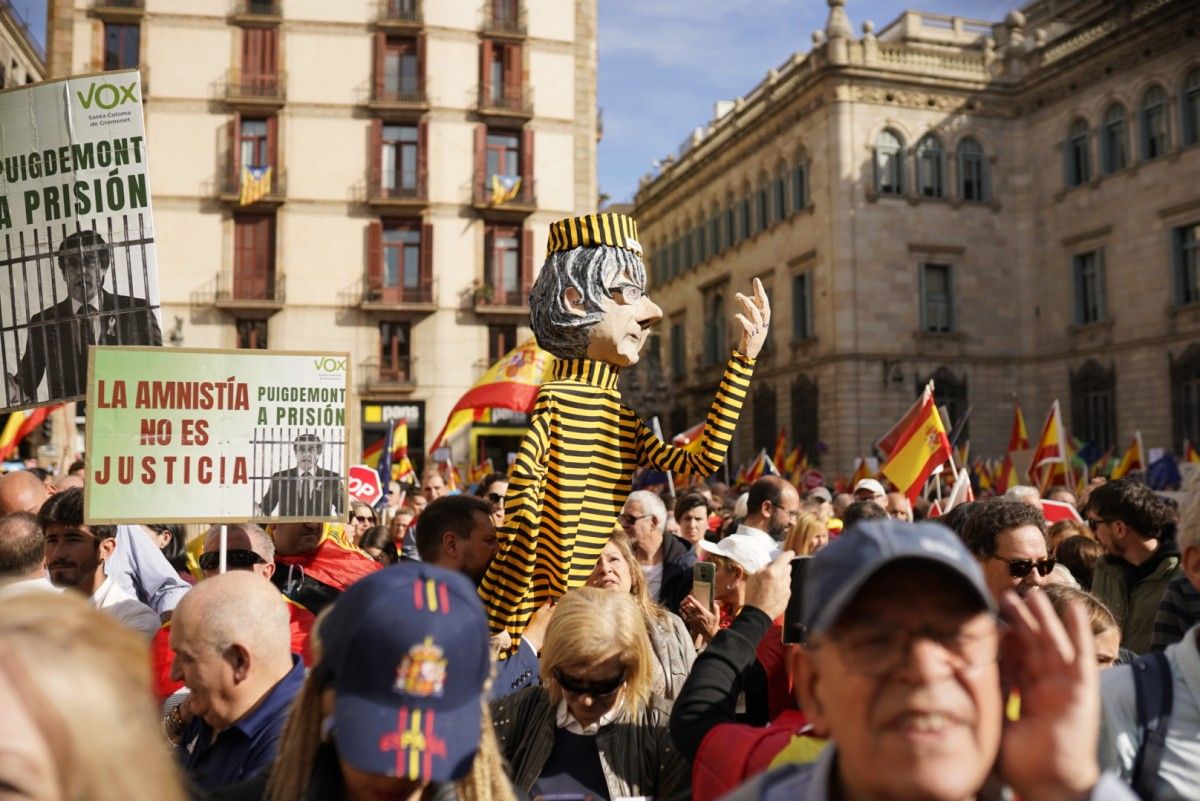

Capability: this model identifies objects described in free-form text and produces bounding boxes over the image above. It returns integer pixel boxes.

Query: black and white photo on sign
[252,427,347,519]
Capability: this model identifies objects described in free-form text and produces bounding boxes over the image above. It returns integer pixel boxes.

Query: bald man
[166,572,304,791]
[0,470,51,515]
[0,512,58,596]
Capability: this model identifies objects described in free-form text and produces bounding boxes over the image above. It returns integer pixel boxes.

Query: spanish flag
[1110,432,1146,480]
[468,458,495,485]
[365,419,417,484]
[430,339,555,451]
[880,387,952,501]
[1184,440,1200,465]
[1028,401,1072,493]
[239,165,273,206]
[772,429,788,473]
[850,456,873,487]
[0,405,55,461]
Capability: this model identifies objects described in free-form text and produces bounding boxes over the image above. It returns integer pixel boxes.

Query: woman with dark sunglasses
[346,502,377,546]
[490,588,689,801]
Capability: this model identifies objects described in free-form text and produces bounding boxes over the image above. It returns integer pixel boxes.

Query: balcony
[213,270,285,315]
[472,177,536,219]
[223,69,286,109]
[472,278,531,319]
[477,85,533,123]
[92,0,143,21]
[367,79,429,116]
[365,168,427,212]
[360,358,417,394]
[375,0,422,29]
[481,1,525,39]
[361,274,437,317]
[217,163,286,206]
[229,0,282,25]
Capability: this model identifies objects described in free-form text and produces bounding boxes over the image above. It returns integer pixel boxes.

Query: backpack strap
[1130,650,1174,801]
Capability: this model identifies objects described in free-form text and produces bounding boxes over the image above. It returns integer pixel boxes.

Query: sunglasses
[486,493,504,505]
[553,668,626,698]
[990,555,1056,579]
[198,549,266,572]
[351,514,374,523]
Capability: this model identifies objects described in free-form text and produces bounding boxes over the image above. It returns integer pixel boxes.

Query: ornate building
[0,0,43,88]
[634,0,1200,473]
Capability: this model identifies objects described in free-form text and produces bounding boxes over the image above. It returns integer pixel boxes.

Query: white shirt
[89,574,161,639]
[642,561,664,600]
[0,574,62,599]
[555,697,626,735]
[734,523,783,558]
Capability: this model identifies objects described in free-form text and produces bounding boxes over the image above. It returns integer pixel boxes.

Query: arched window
[957,137,988,201]
[791,374,820,465]
[1172,344,1200,450]
[792,151,809,211]
[754,178,769,234]
[681,221,694,271]
[693,222,707,266]
[752,385,777,454]
[874,130,905,195]
[916,134,946,198]
[723,200,736,250]
[1101,104,1127,174]
[1065,119,1091,187]
[1071,359,1116,452]
[1182,68,1200,146]
[771,166,789,223]
[1140,85,1170,160]
[708,208,722,256]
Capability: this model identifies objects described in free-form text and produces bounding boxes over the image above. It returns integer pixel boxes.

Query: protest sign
[348,465,383,506]
[84,347,350,524]
[0,70,163,411]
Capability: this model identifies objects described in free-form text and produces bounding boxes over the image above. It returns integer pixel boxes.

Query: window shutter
[480,40,493,102]
[521,128,534,196]
[367,221,383,292]
[417,31,426,89]
[506,44,522,101]
[474,124,486,200]
[1097,249,1107,322]
[421,222,434,296]
[418,119,429,198]
[918,264,928,331]
[264,28,278,77]
[521,228,533,292]
[266,115,278,169]
[483,225,496,286]
[1073,256,1084,324]
[231,113,242,182]
[370,118,383,191]
[946,265,955,332]
[374,32,386,97]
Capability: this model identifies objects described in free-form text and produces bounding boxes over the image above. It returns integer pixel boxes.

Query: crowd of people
[1,455,1199,801]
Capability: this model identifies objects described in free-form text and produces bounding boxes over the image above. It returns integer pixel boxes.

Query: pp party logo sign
[348,465,383,506]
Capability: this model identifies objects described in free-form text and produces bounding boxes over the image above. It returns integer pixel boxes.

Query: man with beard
[38,487,160,638]
[734,476,799,552]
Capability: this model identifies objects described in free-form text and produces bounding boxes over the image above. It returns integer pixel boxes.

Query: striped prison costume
[477,352,755,645]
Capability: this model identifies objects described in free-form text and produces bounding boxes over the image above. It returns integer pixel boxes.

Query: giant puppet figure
[477,212,770,642]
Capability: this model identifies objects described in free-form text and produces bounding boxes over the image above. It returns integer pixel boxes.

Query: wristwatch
[162,706,186,741]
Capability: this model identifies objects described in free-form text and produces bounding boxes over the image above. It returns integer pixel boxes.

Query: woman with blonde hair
[0,591,188,801]
[783,511,828,556]
[491,588,690,801]
[586,533,695,699]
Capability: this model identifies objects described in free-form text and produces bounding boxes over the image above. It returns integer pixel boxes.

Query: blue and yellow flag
[240,165,273,205]
[490,174,521,205]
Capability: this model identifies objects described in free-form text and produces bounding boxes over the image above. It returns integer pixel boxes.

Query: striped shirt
[1151,575,1200,651]
[478,352,755,641]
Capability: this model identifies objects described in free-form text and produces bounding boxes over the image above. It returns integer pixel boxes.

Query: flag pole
[218,524,228,574]
[650,416,676,500]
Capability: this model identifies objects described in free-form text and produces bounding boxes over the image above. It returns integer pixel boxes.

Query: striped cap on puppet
[546,213,642,258]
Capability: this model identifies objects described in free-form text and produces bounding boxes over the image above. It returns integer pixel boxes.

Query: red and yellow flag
[1007,400,1030,451]
[1028,401,1072,493]
[880,388,952,501]
[1110,432,1146,480]
[772,429,788,473]
[430,339,555,451]
[850,456,873,487]
[0,405,56,461]
[1185,440,1200,465]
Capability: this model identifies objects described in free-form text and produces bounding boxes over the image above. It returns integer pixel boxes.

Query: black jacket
[258,466,345,518]
[659,534,697,614]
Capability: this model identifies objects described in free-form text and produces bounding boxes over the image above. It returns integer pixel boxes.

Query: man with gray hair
[165,571,304,791]
[621,489,694,613]
[0,512,57,596]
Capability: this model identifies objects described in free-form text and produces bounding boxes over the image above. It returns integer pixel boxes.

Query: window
[382,225,422,290]
[239,119,270,169]
[723,204,735,248]
[1173,344,1200,450]
[920,263,953,333]
[709,213,721,256]
[1101,104,1127,174]
[916,135,946,198]
[738,197,750,242]
[383,37,420,99]
[669,321,685,379]
[874,130,905,195]
[488,324,517,363]
[485,131,520,183]
[233,214,275,301]
[671,239,681,278]
[236,320,268,350]
[791,374,819,465]
[1065,119,1091,187]
[481,41,522,107]
[1182,69,1200,146]
[104,24,140,70]
[1070,360,1116,452]
[1141,86,1170,161]
[379,322,412,380]
[485,225,522,300]
[694,225,707,265]
[1175,222,1200,305]
[1073,250,1106,325]
[772,170,788,222]
[380,124,419,195]
[754,186,769,233]
[240,27,278,92]
[703,293,726,367]
[489,0,521,29]
[958,137,988,201]
[752,385,777,454]
[792,273,812,341]
[792,155,809,211]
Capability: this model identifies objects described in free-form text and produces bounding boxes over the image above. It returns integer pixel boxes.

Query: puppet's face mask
[574,268,663,367]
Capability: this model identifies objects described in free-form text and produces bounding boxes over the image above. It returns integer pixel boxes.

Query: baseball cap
[315,563,491,783]
[698,533,774,574]
[803,519,994,636]
[853,478,886,497]
[806,486,832,503]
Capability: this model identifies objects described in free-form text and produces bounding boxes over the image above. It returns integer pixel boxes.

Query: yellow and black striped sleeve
[636,351,755,476]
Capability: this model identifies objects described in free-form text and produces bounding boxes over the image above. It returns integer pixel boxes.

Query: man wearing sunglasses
[960,496,1054,603]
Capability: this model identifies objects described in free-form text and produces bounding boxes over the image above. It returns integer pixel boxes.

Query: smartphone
[782,556,813,645]
[692,561,715,612]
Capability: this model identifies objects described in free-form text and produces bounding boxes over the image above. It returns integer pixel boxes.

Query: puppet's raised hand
[734,277,771,359]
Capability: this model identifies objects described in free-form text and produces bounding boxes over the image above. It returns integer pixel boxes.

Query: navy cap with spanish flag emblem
[546,212,643,258]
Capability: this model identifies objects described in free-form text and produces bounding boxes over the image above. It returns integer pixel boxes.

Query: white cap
[853,478,886,498]
[697,533,774,574]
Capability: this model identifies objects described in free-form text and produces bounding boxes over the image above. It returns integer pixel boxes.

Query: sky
[8,0,44,51]
[598,0,1013,204]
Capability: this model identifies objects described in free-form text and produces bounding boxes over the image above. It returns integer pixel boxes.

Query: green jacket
[1091,544,1181,655]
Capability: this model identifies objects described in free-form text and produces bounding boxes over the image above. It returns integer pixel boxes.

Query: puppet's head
[529,213,663,367]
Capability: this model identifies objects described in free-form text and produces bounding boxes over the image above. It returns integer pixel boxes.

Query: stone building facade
[1,0,43,89]
[633,0,1200,475]
[44,0,598,464]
